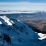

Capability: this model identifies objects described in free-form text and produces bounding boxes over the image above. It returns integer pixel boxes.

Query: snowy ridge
[0,15,14,25]
[0,15,46,46]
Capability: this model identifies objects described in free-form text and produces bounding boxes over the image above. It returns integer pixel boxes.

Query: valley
[22,20,46,34]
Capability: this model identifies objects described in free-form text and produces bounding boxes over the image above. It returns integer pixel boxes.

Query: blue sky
[0,0,46,3]
[0,0,46,11]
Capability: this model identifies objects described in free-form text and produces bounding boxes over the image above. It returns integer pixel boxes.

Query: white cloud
[0,2,46,11]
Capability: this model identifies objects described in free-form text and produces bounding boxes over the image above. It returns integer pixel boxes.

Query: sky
[0,0,46,11]
[0,0,46,2]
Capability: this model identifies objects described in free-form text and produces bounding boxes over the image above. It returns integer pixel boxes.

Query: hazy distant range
[0,11,46,21]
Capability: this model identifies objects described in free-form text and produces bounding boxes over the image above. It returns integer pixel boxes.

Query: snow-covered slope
[0,15,39,46]
[0,15,46,46]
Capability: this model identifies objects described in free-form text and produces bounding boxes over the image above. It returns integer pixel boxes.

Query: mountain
[0,15,39,46]
[0,15,46,46]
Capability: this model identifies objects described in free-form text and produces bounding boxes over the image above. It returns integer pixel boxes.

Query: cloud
[0,2,46,11]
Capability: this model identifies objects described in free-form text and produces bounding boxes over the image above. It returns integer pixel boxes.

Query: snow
[38,33,46,40]
[0,21,2,24]
[0,15,13,25]
[17,20,20,22]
